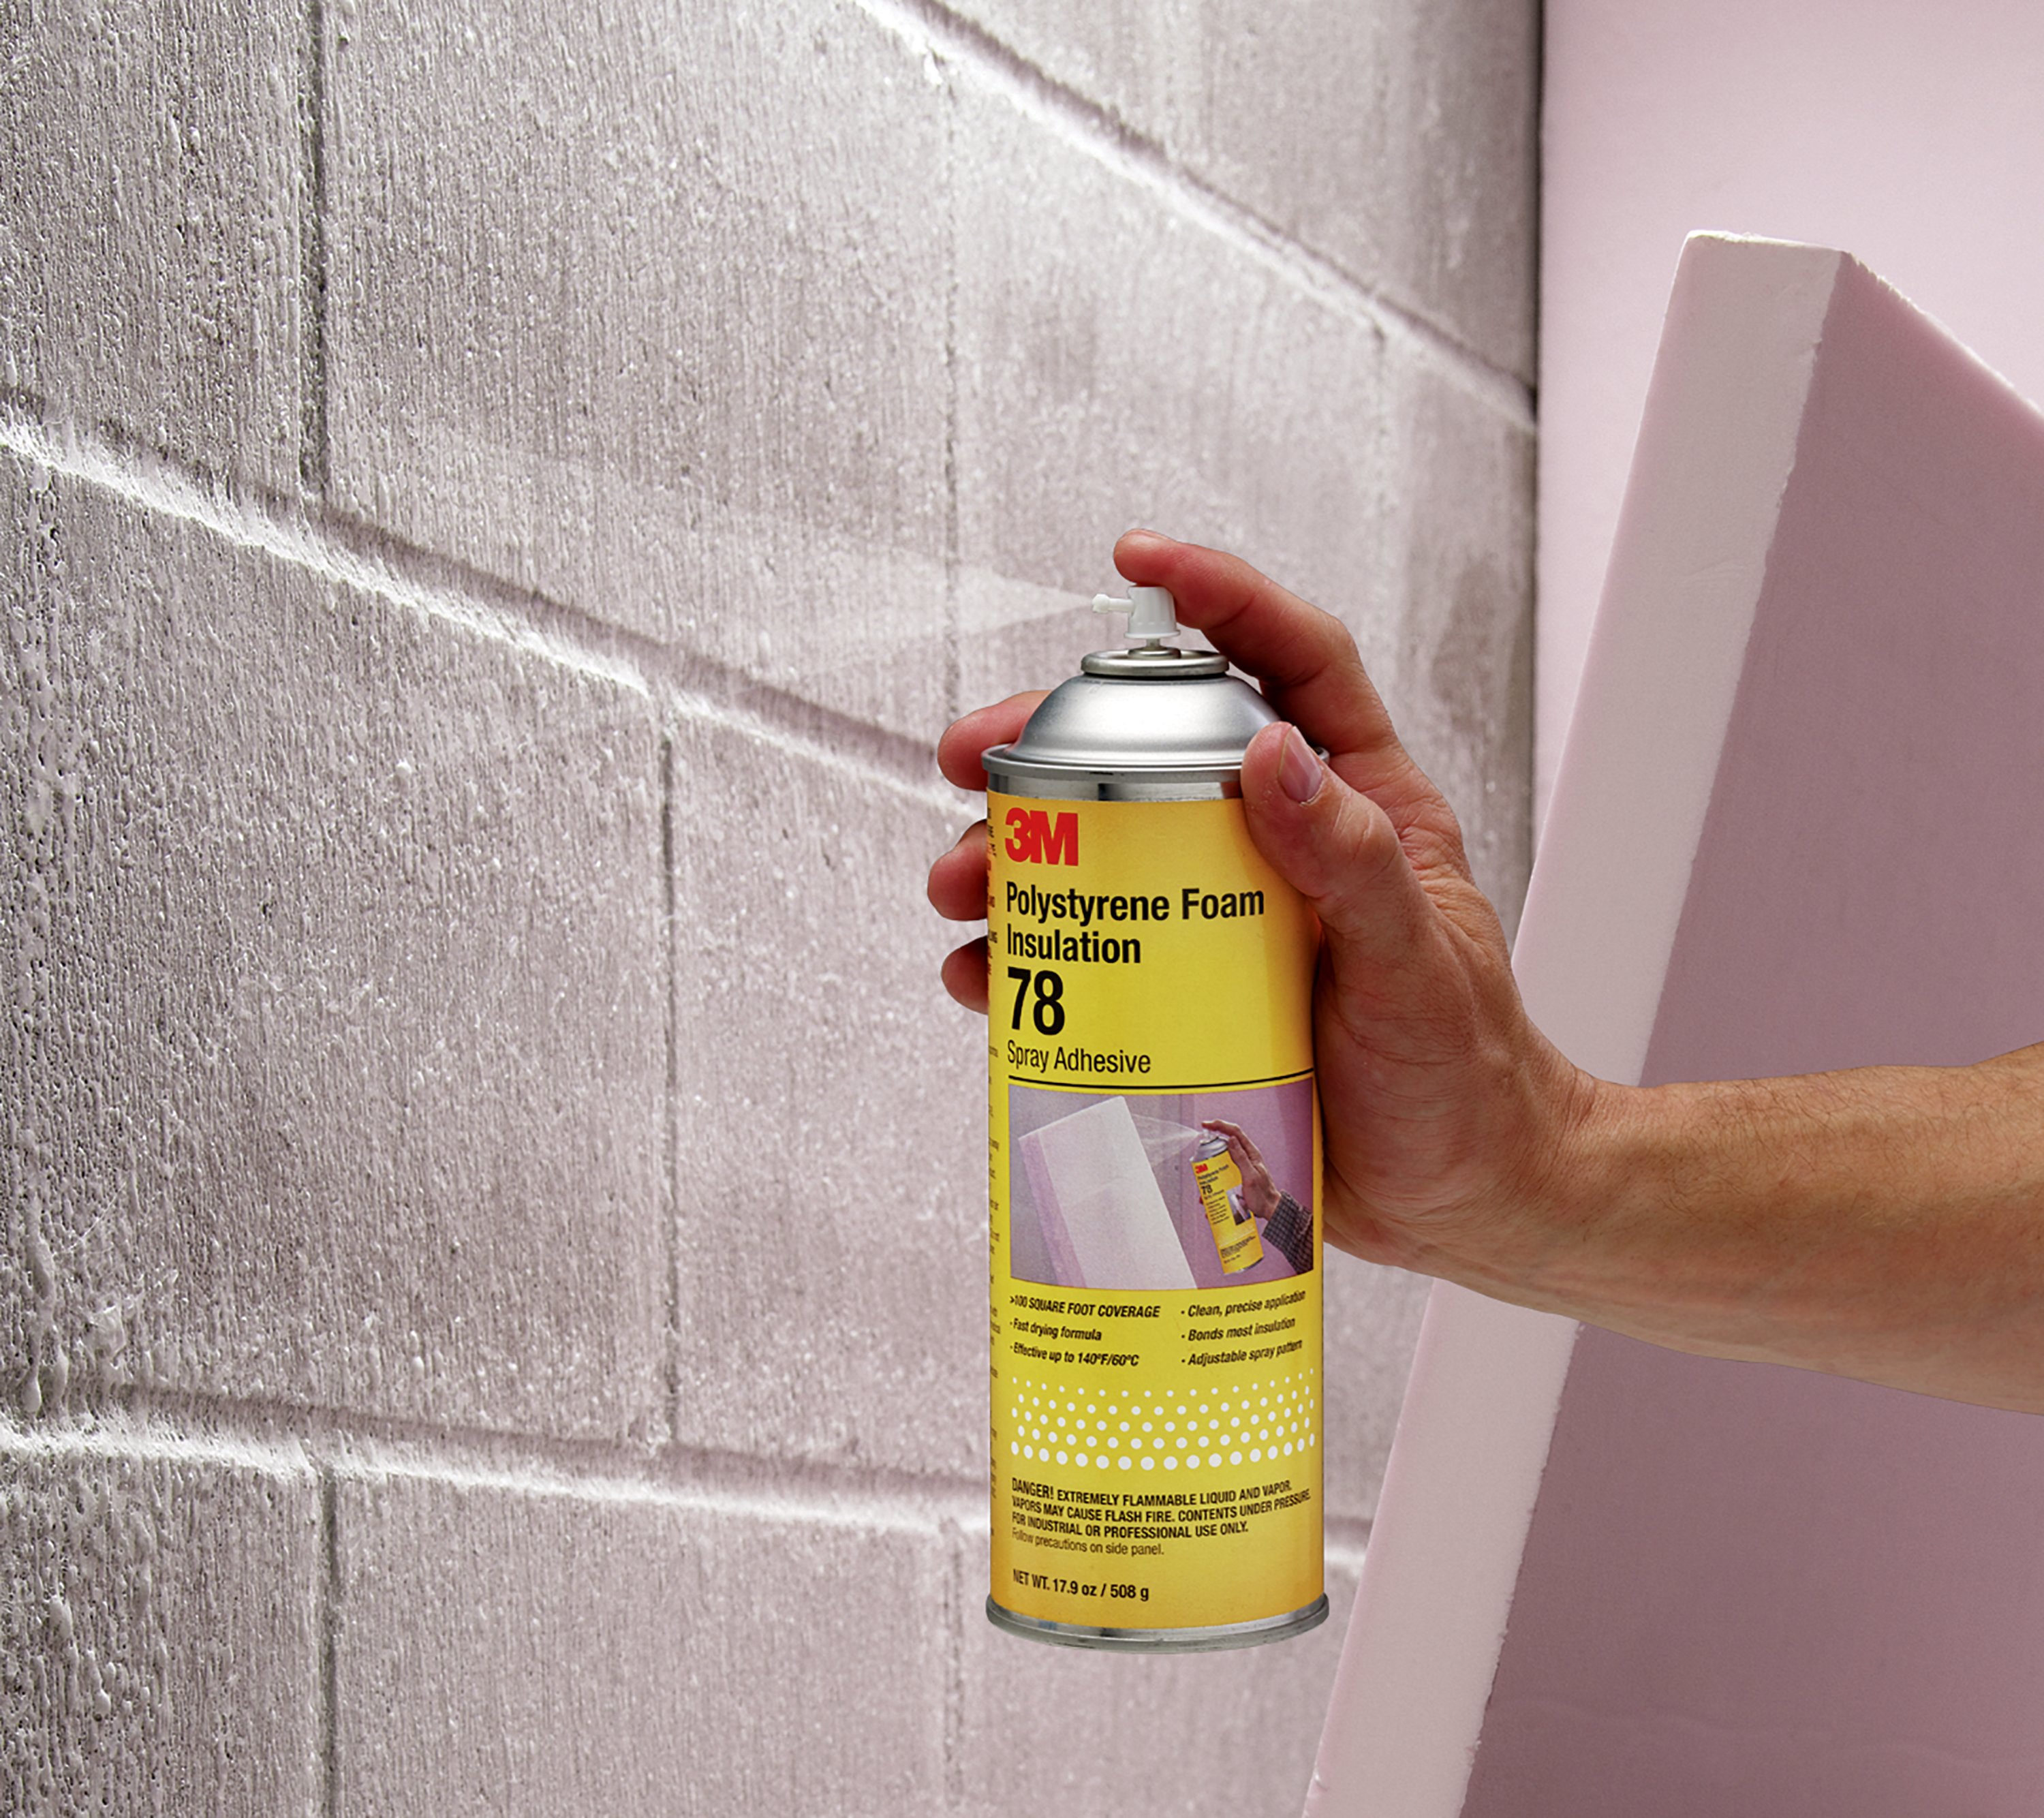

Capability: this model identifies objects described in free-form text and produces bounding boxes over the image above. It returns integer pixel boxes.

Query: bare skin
[929,530,2044,1416]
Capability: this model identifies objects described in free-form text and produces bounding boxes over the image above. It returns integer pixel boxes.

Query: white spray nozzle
[1091,584,1180,647]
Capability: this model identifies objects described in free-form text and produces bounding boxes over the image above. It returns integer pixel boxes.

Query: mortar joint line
[940,1515,966,1806]
[939,66,963,728]
[0,1398,994,1526]
[299,0,331,498]
[861,0,1536,428]
[0,406,959,805]
[318,1463,341,1818]
[0,1404,1380,1561]
[660,732,683,1451]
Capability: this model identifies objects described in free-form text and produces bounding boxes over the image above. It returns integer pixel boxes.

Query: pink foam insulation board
[1307,234,2044,1814]
[1015,1096,1197,1292]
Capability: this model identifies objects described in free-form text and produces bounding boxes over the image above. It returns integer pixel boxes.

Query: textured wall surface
[0,0,1534,1811]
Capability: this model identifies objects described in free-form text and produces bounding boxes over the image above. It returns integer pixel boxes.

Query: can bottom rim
[984,1593,1329,1654]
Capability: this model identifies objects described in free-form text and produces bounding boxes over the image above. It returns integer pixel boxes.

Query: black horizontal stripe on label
[1004,1068,1313,1093]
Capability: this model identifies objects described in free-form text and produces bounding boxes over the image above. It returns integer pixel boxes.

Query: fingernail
[1278,725,1322,804]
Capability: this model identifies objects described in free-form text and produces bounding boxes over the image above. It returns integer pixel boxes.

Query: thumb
[1239,722,1440,979]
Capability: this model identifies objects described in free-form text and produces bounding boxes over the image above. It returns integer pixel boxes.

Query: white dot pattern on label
[1001,1373,1319,1477]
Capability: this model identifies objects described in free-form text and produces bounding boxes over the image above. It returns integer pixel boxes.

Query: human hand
[925,690,1043,1016]
[1199,1118,1280,1223]
[928,531,1596,1302]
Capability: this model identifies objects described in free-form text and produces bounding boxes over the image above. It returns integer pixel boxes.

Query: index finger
[936,692,1049,793]
[1112,531,1407,782]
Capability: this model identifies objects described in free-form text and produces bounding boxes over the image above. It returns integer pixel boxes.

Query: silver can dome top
[980,585,1280,799]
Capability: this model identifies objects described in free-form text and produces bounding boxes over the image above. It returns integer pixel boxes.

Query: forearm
[1261,1190,1314,1277]
[1451,1046,2044,1411]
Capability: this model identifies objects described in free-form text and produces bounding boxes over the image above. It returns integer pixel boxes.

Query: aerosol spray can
[982,580,1325,1651]
[1191,1134,1264,1275]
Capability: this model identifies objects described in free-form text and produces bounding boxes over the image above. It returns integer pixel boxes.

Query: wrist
[1486,1071,1815,1350]
[1510,1070,1663,1312]
[1436,1052,1642,1320]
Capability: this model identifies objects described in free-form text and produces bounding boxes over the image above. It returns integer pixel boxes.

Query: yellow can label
[987,793,1322,1635]
[1192,1145,1263,1274]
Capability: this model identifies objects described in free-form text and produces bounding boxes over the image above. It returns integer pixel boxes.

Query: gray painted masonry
[0,0,1533,1811]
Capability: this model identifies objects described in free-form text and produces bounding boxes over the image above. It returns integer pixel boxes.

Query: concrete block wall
[0,0,1534,1811]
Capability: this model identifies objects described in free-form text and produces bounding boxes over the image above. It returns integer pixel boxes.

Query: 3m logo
[1004,807,1079,865]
